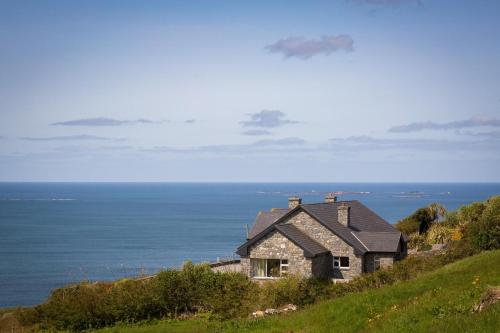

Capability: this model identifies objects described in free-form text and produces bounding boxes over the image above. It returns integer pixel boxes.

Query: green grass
[95,251,500,333]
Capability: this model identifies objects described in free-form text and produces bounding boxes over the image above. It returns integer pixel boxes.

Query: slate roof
[247,208,289,239]
[275,224,330,258]
[354,231,402,252]
[239,200,404,257]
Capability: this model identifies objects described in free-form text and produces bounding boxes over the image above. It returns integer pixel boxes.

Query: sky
[0,0,499,182]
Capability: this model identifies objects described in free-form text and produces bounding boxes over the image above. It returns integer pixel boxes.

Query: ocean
[1,182,499,307]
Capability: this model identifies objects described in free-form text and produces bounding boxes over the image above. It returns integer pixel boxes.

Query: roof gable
[236,222,329,258]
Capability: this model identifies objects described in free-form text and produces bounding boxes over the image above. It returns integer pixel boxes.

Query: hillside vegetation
[94,250,500,333]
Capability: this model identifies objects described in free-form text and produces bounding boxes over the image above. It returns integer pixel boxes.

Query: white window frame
[251,258,289,279]
[333,256,350,270]
[280,259,289,276]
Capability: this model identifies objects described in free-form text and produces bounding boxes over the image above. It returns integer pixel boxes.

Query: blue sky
[1,0,499,182]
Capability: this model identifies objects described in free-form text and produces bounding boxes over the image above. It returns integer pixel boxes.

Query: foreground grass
[95,250,500,333]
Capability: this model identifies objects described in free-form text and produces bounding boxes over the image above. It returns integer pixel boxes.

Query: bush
[408,232,428,250]
[259,275,329,309]
[464,196,500,251]
[204,271,257,319]
[395,217,420,236]
[426,223,453,245]
[395,207,433,235]
[19,263,257,331]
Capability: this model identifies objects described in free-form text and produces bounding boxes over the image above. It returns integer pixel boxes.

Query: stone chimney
[338,202,350,227]
[325,193,337,203]
[288,196,302,209]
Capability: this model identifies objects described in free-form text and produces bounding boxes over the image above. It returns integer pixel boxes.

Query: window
[333,256,350,269]
[280,259,289,276]
[251,259,289,278]
[374,255,381,271]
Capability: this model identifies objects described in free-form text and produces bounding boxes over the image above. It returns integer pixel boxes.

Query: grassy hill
[94,250,500,333]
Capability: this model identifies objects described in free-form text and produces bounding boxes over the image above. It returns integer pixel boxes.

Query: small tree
[414,208,433,234]
[395,217,420,236]
[428,203,446,223]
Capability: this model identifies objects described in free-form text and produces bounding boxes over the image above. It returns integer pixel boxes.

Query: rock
[473,287,500,313]
[279,304,298,312]
[265,308,278,315]
[252,310,265,318]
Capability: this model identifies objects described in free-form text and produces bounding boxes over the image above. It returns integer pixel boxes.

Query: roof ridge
[301,200,355,206]
[356,230,401,233]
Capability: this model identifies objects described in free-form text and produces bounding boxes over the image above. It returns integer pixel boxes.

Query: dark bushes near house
[18,263,256,331]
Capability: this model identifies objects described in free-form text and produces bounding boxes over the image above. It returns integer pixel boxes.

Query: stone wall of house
[283,211,363,280]
[243,230,312,277]
[364,253,395,272]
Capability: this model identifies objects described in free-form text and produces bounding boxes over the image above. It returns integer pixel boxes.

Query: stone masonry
[242,230,313,277]
[283,210,363,280]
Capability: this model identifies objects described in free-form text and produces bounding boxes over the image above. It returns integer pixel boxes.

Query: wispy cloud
[388,116,500,133]
[146,137,307,155]
[265,35,354,60]
[144,134,499,156]
[51,117,163,127]
[458,130,500,140]
[19,134,125,142]
[348,0,422,7]
[240,110,300,128]
[184,119,196,124]
[242,129,273,136]
[328,135,500,152]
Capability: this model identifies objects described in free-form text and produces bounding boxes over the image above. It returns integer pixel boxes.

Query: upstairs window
[333,256,350,269]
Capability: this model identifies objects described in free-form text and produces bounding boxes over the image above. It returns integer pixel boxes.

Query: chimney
[325,193,337,203]
[338,202,350,227]
[288,196,302,209]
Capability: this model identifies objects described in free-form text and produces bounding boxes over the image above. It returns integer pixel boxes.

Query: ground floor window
[251,258,289,278]
[374,255,381,271]
[333,256,350,269]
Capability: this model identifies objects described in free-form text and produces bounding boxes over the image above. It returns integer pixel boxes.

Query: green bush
[19,263,257,331]
[259,275,329,309]
[464,196,500,251]
[395,207,433,235]
[395,217,420,236]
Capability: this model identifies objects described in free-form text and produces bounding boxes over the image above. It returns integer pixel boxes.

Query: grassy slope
[95,251,500,333]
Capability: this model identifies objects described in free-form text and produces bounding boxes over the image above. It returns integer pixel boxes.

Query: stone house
[236,195,407,280]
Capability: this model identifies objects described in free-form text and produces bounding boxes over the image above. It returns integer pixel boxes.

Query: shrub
[395,207,433,235]
[19,263,257,331]
[395,217,420,236]
[408,232,428,250]
[259,275,329,309]
[204,271,257,319]
[464,196,500,251]
[426,223,453,245]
